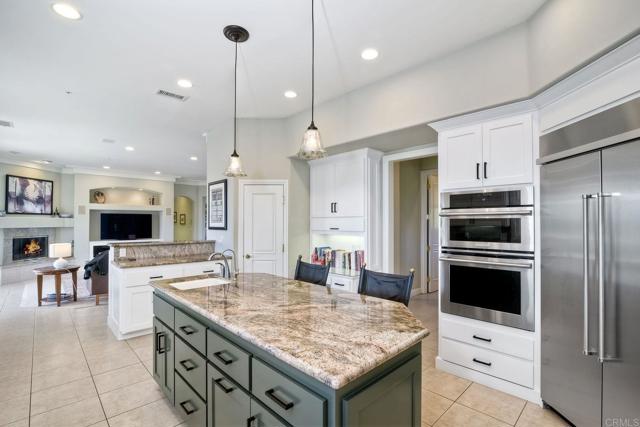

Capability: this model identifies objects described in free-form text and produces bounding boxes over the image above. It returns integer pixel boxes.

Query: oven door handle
[440,255,533,269]
[439,209,533,217]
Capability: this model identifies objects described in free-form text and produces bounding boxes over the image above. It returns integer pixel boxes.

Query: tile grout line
[513,401,528,426]
[70,306,111,427]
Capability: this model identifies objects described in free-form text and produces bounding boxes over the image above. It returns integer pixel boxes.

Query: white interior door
[241,184,285,276]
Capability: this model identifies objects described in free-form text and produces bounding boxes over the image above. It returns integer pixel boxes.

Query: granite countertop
[113,254,228,268]
[151,273,429,389]
[111,240,216,248]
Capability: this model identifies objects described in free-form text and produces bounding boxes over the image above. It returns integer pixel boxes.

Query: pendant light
[224,25,249,177]
[297,0,326,160]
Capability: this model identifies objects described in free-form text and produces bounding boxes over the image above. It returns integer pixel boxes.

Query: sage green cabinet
[342,355,421,426]
[153,317,174,403]
[175,373,206,427]
[250,398,288,427]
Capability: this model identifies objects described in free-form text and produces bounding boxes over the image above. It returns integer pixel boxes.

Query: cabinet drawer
[123,264,184,287]
[328,274,358,293]
[174,373,206,427]
[440,337,534,388]
[153,294,174,329]
[251,398,288,427]
[252,358,326,427]
[440,317,534,361]
[211,366,251,427]
[175,336,207,399]
[310,217,364,232]
[175,309,207,355]
[207,330,251,390]
[182,262,220,277]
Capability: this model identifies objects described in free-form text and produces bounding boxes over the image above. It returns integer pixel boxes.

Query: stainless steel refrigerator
[540,98,640,427]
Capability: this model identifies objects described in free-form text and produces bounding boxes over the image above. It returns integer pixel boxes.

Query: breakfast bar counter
[150,272,429,427]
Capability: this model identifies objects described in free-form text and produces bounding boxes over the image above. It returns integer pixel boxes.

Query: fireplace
[13,236,48,261]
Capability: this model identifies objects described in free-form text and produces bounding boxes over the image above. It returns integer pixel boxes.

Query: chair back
[357,267,414,306]
[294,255,330,286]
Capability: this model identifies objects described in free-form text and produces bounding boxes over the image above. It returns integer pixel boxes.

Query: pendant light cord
[311,0,315,124]
[233,39,238,154]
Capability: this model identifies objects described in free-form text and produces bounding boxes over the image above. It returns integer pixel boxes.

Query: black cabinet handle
[334,202,338,213]
[329,227,340,230]
[214,377,235,393]
[156,332,166,354]
[333,282,345,287]
[476,163,480,180]
[472,335,492,343]
[179,325,197,335]
[149,275,164,279]
[472,358,492,367]
[213,351,234,365]
[202,269,215,273]
[483,161,488,179]
[265,388,295,410]
[246,416,256,427]
[179,400,196,415]
[179,359,197,372]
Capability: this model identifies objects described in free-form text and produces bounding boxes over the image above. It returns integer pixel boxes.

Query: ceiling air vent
[157,89,189,102]
[0,120,14,128]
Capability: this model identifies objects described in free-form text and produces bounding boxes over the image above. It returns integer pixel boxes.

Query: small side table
[33,265,81,307]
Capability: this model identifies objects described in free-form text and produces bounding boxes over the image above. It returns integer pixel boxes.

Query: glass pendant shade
[298,123,326,160]
[224,151,247,177]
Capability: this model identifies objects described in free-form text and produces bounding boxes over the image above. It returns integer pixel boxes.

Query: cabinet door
[213,374,251,427]
[310,162,335,218]
[333,156,365,217]
[482,114,533,186]
[439,125,483,190]
[121,285,153,333]
[153,318,174,403]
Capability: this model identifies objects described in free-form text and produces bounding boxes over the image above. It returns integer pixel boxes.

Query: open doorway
[382,145,439,296]
[174,195,194,241]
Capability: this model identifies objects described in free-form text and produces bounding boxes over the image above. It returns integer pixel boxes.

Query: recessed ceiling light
[177,79,193,88]
[35,160,53,165]
[52,3,82,20]
[190,156,198,161]
[284,90,297,99]
[124,146,135,151]
[361,48,379,61]
[154,171,161,175]
[103,165,110,170]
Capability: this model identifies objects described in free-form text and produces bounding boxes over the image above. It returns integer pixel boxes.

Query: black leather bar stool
[357,266,415,306]
[294,255,330,286]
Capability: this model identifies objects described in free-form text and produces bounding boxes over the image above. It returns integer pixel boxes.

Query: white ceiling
[0,0,546,179]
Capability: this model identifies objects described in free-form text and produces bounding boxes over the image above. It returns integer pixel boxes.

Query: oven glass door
[441,253,534,331]
[440,208,533,252]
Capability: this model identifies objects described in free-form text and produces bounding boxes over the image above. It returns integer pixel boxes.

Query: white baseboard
[435,356,542,405]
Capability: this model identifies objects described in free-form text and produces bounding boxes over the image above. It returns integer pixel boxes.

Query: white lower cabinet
[327,273,359,293]
[109,261,222,339]
[440,315,535,389]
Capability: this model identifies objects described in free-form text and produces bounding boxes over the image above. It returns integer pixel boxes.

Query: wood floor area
[0,278,568,427]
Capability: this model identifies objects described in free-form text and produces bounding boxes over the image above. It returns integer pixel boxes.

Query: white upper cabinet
[439,125,483,189]
[333,156,365,217]
[482,115,533,187]
[439,113,533,190]
[310,161,334,218]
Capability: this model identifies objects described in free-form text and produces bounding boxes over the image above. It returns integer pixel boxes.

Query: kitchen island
[151,273,428,427]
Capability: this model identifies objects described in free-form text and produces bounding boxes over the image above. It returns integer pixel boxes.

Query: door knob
[245,254,251,259]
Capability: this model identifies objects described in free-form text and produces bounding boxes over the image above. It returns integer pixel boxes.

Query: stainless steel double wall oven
[440,185,535,331]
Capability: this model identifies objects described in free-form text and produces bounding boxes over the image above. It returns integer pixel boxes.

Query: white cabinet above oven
[439,114,533,190]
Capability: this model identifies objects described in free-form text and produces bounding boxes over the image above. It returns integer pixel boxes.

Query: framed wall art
[207,179,227,230]
[5,175,54,215]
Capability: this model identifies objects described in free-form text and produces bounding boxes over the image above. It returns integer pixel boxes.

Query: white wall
[73,174,174,260]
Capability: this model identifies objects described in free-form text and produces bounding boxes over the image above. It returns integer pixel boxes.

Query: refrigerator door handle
[597,192,619,363]
[582,195,596,356]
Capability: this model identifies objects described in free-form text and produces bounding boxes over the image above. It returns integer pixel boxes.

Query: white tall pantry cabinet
[308,149,382,292]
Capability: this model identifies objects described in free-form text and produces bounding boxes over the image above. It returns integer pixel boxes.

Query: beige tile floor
[0,279,569,427]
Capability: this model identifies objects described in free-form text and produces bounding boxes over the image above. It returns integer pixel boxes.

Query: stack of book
[311,247,365,271]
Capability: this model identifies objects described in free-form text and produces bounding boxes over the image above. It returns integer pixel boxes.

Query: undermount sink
[170,278,231,291]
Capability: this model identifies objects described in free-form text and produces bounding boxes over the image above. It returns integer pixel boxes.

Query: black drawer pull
[202,269,215,273]
[265,388,295,410]
[329,227,340,230]
[472,335,492,343]
[179,325,197,335]
[213,351,234,365]
[472,358,492,367]
[179,400,196,415]
[149,275,164,279]
[214,377,235,394]
[246,416,256,427]
[179,359,197,372]
[334,282,345,287]
[156,332,166,354]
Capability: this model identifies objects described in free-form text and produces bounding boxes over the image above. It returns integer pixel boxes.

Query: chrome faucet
[222,249,239,280]
[208,249,238,280]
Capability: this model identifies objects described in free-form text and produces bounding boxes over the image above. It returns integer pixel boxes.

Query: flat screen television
[100,213,152,240]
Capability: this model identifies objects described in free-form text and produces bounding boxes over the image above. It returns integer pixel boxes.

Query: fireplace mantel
[0,217,74,229]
